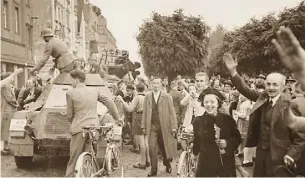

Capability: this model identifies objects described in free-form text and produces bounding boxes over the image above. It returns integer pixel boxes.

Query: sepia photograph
[1,0,305,177]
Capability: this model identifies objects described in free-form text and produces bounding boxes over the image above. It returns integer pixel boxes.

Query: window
[14,6,20,34]
[58,7,60,22]
[66,13,70,28]
[27,27,32,47]
[3,0,9,29]
[6,63,14,73]
[55,6,57,21]
[61,9,64,23]
[75,19,78,34]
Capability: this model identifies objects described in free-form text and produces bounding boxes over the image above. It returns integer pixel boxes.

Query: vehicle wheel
[14,156,34,168]
[106,146,124,177]
[75,153,98,177]
[177,151,188,177]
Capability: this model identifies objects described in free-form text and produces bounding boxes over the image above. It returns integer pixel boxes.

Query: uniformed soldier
[29,28,77,74]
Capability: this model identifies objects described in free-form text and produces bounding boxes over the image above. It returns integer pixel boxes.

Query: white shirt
[153,90,161,103]
[269,94,281,107]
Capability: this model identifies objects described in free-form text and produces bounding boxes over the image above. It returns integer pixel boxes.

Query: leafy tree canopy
[137,9,211,80]
[210,1,305,77]
[207,25,226,76]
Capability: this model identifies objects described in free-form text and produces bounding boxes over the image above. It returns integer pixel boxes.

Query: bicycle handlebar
[82,123,117,131]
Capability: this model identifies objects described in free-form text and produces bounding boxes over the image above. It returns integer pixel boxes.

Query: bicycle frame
[177,129,196,177]
[81,125,119,177]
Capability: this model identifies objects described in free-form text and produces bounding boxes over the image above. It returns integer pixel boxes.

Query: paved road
[1,145,253,177]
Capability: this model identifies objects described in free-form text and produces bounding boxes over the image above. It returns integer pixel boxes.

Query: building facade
[1,0,35,88]
[105,28,117,50]
[1,0,118,84]
[32,0,86,78]
[86,3,117,65]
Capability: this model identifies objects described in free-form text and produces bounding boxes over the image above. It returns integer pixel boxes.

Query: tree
[137,9,211,80]
[206,25,226,76]
[209,1,305,77]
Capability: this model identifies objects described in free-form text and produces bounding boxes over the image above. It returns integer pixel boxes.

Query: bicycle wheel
[75,152,98,177]
[188,154,197,177]
[106,145,124,177]
[177,151,188,177]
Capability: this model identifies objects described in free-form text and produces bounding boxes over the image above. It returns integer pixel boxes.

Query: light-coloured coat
[66,84,120,135]
[1,84,18,141]
[141,91,178,159]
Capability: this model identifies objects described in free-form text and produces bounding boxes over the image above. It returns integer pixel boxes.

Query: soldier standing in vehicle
[29,28,77,75]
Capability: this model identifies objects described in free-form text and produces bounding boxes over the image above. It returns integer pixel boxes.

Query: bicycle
[275,165,305,177]
[177,127,197,177]
[74,123,124,177]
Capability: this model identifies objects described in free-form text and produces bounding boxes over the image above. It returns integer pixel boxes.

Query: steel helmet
[41,28,54,37]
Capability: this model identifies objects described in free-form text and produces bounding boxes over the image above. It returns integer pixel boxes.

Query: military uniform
[31,29,77,74]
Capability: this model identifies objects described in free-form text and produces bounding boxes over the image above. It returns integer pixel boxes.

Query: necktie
[267,99,273,111]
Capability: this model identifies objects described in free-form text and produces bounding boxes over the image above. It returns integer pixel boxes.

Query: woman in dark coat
[193,88,242,177]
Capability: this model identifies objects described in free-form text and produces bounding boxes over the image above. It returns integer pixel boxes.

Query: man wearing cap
[29,28,77,75]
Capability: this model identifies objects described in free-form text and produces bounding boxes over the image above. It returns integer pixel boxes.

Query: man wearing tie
[142,77,178,177]
[224,53,305,177]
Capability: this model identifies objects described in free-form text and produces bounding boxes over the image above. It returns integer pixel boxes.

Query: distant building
[105,28,117,50]
[1,0,35,88]
[85,3,117,65]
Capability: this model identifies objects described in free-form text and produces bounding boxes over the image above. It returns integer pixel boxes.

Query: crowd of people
[102,26,305,177]
[2,26,305,177]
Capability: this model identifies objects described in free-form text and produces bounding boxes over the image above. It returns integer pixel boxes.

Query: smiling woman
[193,88,241,177]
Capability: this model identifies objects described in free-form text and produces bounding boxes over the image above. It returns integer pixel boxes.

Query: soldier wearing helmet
[29,28,77,74]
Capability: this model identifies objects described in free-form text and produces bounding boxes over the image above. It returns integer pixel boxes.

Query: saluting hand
[272,26,305,73]
[223,53,238,76]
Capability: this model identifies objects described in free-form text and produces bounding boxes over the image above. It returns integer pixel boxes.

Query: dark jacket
[19,88,42,110]
[231,74,305,163]
[193,112,241,177]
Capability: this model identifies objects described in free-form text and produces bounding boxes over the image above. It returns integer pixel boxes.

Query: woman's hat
[223,80,233,87]
[198,88,225,102]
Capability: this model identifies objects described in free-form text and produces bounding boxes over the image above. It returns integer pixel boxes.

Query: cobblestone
[1,145,252,177]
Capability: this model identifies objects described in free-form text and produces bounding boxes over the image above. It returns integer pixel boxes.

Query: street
[1,145,253,177]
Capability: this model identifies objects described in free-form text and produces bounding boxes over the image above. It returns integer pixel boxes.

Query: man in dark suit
[223,53,305,177]
[142,77,178,177]
[19,79,42,110]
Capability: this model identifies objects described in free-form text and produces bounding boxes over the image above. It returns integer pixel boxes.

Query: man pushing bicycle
[63,69,122,177]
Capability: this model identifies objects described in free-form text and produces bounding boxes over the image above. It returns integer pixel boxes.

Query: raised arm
[272,26,305,91]
[223,53,260,102]
[180,94,191,106]
[29,43,52,74]
[1,68,23,87]
[121,96,138,113]
[97,91,120,121]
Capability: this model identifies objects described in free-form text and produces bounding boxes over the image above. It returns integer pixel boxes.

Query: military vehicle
[8,73,121,168]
